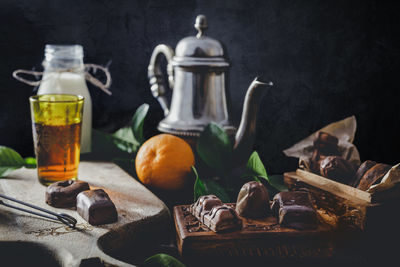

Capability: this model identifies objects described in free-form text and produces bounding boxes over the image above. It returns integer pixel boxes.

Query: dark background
[0,0,399,174]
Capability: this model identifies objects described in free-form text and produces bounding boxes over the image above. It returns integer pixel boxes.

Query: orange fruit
[135,134,195,191]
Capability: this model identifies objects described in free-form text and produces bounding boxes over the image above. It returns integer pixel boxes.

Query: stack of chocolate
[45,180,118,225]
[309,132,392,190]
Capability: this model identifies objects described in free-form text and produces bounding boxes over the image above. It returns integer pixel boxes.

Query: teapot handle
[148,44,174,116]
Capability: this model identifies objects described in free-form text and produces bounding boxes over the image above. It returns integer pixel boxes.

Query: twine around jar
[12,63,112,95]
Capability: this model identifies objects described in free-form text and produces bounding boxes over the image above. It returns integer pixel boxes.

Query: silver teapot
[148,15,273,164]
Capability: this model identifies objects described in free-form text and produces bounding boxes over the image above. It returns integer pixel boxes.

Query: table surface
[0,161,170,267]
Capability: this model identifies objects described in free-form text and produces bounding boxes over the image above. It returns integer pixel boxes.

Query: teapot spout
[233,77,273,164]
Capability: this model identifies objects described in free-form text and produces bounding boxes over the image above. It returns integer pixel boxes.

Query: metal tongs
[0,193,77,228]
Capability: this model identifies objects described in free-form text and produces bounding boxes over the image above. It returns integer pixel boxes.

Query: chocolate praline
[236,181,270,218]
[351,160,377,187]
[76,189,118,225]
[357,163,391,191]
[272,191,318,230]
[319,156,355,184]
[45,180,90,208]
[313,132,340,155]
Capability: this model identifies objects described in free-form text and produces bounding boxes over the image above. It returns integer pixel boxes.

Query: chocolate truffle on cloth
[236,181,271,218]
[271,191,318,230]
[76,189,118,225]
[202,205,242,232]
[46,180,90,208]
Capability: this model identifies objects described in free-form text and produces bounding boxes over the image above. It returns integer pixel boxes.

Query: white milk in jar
[38,45,92,153]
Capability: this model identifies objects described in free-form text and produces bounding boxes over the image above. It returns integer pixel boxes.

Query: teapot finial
[195,15,208,38]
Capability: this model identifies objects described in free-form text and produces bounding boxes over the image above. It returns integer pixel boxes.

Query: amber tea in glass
[29,94,84,185]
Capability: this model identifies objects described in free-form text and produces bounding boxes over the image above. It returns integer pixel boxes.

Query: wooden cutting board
[174,204,336,265]
[0,162,170,267]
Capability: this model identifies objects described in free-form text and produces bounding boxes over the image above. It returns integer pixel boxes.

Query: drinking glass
[29,94,84,185]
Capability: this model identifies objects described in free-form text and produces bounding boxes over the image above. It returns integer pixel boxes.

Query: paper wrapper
[368,164,400,193]
[283,116,400,193]
[283,116,361,170]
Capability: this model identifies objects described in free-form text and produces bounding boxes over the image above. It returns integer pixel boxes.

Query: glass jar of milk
[38,45,92,153]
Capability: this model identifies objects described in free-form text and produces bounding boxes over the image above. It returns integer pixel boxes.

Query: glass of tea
[29,94,84,185]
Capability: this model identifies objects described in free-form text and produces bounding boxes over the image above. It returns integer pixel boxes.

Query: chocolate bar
[236,181,270,218]
[202,205,242,232]
[76,189,118,225]
[190,195,223,221]
[45,180,90,208]
[190,195,242,232]
[271,191,318,230]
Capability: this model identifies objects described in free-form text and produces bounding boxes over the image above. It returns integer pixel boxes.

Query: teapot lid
[173,15,229,68]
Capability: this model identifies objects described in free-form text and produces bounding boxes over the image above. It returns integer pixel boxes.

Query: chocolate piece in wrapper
[351,160,377,187]
[310,149,326,173]
[319,156,355,184]
[309,132,342,174]
[76,189,118,225]
[357,163,392,191]
[190,195,223,221]
[272,191,318,230]
[46,180,90,208]
[202,205,242,232]
[283,116,361,177]
[236,181,270,218]
[313,132,340,155]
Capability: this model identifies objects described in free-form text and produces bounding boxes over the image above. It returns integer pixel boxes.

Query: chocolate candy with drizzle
[202,205,242,232]
[190,195,242,232]
[190,195,223,221]
[271,191,318,230]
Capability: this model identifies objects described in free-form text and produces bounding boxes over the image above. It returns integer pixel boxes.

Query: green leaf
[267,175,288,192]
[202,179,231,202]
[193,166,230,202]
[245,151,267,177]
[241,174,261,183]
[131,103,149,144]
[0,166,19,178]
[109,126,140,153]
[193,166,206,202]
[143,254,186,267]
[90,130,131,159]
[24,157,37,168]
[196,123,232,176]
[0,146,26,177]
[243,151,287,193]
[104,103,149,154]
